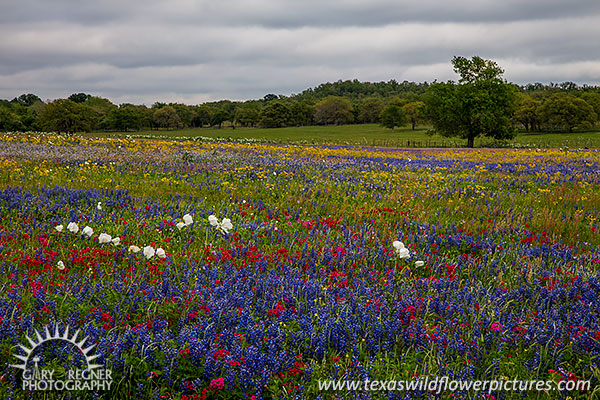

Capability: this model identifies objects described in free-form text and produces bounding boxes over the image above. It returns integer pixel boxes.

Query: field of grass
[0,133,599,399]
[90,124,600,148]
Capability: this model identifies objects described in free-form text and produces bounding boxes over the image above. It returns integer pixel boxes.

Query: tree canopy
[2,64,600,143]
[313,96,354,125]
[358,97,384,123]
[153,106,181,129]
[380,99,407,131]
[402,101,425,131]
[259,102,292,128]
[514,94,542,132]
[11,93,42,107]
[424,56,518,147]
[539,93,597,132]
[38,99,98,133]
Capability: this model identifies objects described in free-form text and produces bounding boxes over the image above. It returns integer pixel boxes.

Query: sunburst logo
[10,324,101,372]
[9,324,112,392]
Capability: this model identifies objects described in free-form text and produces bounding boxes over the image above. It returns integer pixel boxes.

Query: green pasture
[87,124,600,148]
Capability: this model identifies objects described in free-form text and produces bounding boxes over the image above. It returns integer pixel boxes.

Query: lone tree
[424,56,518,147]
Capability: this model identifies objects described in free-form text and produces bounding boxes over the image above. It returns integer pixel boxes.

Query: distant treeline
[1,80,599,133]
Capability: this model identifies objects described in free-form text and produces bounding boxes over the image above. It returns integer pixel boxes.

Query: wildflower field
[0,133,599,399]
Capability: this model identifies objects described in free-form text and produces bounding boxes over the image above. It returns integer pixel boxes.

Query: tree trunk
[412,122,415,131]
[467,136,475,148]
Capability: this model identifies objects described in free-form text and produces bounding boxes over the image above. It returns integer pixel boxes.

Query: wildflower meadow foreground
[0,133,599,399]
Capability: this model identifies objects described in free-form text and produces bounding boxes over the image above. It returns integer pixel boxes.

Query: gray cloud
[4,0,599,26]
[1,0,600,104]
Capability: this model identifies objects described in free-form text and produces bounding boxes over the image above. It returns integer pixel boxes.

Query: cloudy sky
[1,0,600,105]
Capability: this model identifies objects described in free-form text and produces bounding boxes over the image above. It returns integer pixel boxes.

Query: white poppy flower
[208,215,218,227]
[415,261,424,267]
[55,224,64,232]
[97,202,102,210]
[98,233,111,244]
[176,222,186,230]
[57,261,65,270]
[111,237,121,246]
[143,246,155,259]
[398,248,411,259]
[183,214,193,226]
[67,222,79,234]
[82,226,94,237]
[128,245,141,253]
[220,218,233,233]
[156,248,166,258]
[392,241,404,250]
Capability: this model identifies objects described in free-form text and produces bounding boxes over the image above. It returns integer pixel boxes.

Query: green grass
[87,124,600,148]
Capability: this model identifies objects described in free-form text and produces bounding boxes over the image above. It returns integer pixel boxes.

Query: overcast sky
[1,0,600,105]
